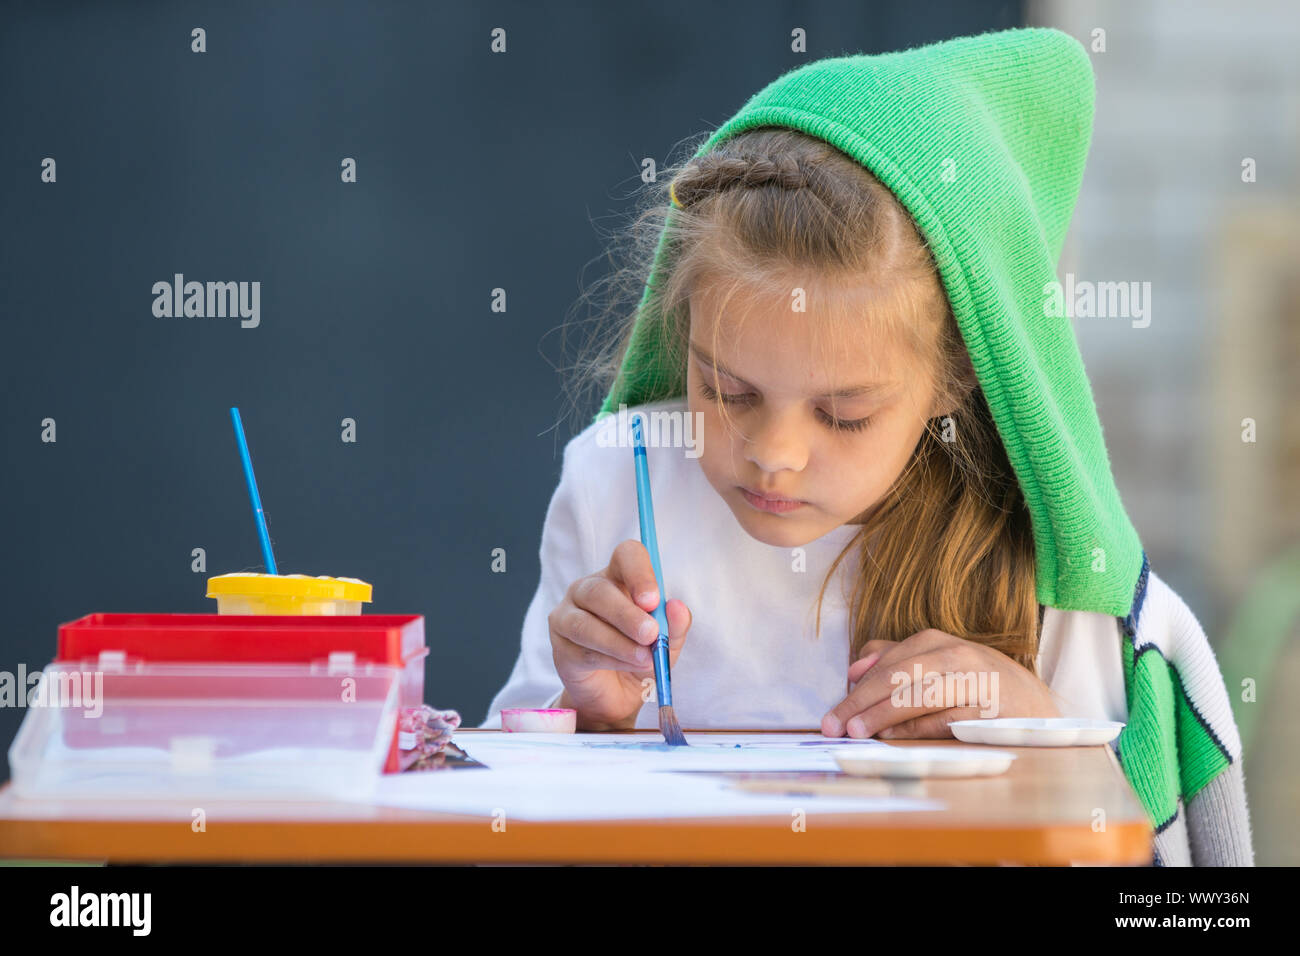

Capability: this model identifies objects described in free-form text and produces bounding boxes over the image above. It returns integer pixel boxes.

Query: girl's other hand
[548,539,691,730]
[823,629,1061,739]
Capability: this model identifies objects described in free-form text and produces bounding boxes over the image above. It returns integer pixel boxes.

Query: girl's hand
[821,629,1060,739]
[548,539,691,730]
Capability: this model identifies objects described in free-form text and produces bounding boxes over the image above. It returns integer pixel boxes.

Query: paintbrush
[631,414,688,746]
[230,407,278,574]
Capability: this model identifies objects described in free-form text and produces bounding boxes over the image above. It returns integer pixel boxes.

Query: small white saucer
[949,717,1125,747]
[835,745,1016,779]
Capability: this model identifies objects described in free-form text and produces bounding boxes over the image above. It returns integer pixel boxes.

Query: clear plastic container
[206,572,372,615]
[8,660,399,801]
[53,612,427,774]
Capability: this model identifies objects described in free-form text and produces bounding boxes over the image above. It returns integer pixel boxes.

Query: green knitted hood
[600,26,1143,617]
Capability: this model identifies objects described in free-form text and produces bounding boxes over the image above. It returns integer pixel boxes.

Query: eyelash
[697,381,873,433]
[818,408,873,432]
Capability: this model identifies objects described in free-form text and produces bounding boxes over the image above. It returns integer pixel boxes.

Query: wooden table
[0,732,1152,865]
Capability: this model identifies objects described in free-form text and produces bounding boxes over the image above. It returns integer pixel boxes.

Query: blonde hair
[565,127,1041,670]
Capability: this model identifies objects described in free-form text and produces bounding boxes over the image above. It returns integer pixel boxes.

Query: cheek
[827,417,926,504]
[688,392,735,471]
[824,448,882,503]
[688,396,757,498]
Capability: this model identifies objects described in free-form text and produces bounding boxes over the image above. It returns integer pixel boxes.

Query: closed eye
[815,407,872,432]
[697,381,756,406]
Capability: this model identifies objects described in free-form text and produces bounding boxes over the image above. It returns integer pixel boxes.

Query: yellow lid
[206,573,373,602]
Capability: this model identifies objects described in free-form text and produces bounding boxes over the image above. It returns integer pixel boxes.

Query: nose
[743,409,809,474]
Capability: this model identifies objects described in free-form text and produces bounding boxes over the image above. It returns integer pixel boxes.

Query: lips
[739,486,807,514]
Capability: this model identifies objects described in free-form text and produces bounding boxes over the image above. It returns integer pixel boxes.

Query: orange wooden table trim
[0,733,1152,865]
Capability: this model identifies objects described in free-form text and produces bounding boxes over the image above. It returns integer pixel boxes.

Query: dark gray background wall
[0,0,1022,780]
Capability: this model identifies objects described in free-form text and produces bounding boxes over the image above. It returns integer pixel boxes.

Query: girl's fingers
[824,648,965,736]
[665,598,691,647]
[853,631,953,676]
[571,573,660,646]
[607,540,662,612]
[553,604,652,671]
[664,599,691,666]
[875,707,981,740]
[839,694,961,739]
[847,651,881,685]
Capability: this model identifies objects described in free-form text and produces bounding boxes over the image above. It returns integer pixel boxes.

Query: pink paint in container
[500,707,577,733]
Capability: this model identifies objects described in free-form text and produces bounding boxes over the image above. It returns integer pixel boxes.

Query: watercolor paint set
[8,613,428,802]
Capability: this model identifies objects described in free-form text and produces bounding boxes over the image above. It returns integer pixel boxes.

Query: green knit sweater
[600,27,1252,865]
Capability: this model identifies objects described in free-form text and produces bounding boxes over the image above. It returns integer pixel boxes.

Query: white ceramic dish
[835,745,1016,779]
[949,717,1125,747]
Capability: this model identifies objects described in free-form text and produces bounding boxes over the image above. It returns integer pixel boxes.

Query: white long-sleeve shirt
[481,399,1127,730]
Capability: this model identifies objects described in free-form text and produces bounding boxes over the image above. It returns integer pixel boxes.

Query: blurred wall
[0,0,1025,782]
[1030,0,1300,863]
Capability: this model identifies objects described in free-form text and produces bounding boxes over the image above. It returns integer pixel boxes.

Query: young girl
[484,27,1252,866]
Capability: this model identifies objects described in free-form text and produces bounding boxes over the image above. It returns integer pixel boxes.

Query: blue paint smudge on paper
[585,742,744,752]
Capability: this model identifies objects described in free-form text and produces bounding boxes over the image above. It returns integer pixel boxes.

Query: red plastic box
[55,613,427,773]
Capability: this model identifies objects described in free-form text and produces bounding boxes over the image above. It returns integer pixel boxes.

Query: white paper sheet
[451,731,888,773]
[369,732,938,821]
[373,764,942,820]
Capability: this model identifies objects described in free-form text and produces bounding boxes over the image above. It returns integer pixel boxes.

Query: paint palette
[834,745,1016,779]
[948,717,1124,747]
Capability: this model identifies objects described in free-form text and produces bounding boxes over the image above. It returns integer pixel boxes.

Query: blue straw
[229,407,277,574]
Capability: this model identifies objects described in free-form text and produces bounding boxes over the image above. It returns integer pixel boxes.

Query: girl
[484,27,1252,866]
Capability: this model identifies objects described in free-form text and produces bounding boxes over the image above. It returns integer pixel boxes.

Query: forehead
[687,271,931,387]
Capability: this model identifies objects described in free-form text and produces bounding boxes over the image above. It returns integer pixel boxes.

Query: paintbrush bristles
[658,705,688,746]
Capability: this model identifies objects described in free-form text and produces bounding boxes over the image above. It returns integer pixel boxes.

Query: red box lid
[56,613,427,668]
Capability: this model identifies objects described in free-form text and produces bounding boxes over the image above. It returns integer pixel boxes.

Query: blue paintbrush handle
[631,415,672,707]
[230,407,278,575]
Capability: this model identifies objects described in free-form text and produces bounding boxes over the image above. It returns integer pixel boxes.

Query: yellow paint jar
[206,572,373,615]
